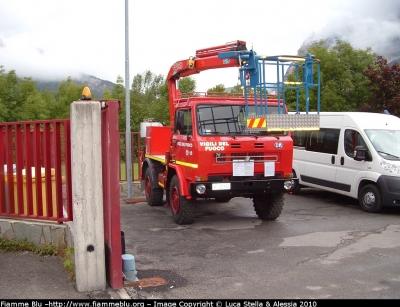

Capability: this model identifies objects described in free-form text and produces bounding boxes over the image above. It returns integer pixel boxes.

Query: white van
[290,112,400,213]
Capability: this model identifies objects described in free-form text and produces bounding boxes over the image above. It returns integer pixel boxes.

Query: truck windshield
[365,129,400,160]
[196,104,287,136]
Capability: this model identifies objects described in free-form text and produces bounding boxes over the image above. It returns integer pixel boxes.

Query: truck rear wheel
[253,194,284,220]
[359,184,383,213]
[169,175,196,225]
[145,167,163,206]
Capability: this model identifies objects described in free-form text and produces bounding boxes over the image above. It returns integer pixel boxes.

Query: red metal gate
[101,100,123,289]
[0,120,72,222]
[1,100,123,289]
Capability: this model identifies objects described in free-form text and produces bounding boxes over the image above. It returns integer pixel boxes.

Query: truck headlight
[380,160,400,174]
[196,184,206,194]
[284,180,293,190]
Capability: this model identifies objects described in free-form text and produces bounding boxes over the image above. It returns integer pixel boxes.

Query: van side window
[345,129,368,158]
[292,131,307,147]
[306,128,340,154]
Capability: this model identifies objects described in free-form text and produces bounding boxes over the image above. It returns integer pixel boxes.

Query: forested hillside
[1,40,400,128]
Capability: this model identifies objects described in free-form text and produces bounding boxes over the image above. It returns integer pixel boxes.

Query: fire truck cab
[140,40,320,225]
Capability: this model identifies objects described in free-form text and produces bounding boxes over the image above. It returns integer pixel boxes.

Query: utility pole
[125,0,132,198]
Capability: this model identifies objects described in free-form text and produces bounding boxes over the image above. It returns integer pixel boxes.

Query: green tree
[150,79,169,126]
[113,71,169,158]
[19,77,52,120]
[108,75,127,133]
[230,84,244,94]
[129,71,167,132]
[51,77,85,119]
[102,88,111,99]
[207,84,225,93]
[178,77,196,93]
[0,67,21,122]
[359,56,400,116]
[0,66,56,122]
[207,84,226,97]
[285,40,376,112]
[20,92,50,120]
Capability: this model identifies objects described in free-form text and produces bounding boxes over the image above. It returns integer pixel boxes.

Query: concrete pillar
[70,101,106,292]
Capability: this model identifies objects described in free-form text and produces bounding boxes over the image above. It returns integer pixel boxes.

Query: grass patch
[120,162,140,181]
[60,246,76,280]
[0,238,75,280]
[0,238,58,255]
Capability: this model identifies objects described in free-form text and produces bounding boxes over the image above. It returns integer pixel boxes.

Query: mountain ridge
[35,74,116,99]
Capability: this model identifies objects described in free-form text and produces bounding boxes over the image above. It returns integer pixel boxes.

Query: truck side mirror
[354,145,367,161]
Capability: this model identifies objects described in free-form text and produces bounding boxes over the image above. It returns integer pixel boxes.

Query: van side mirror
[354,145,367,161]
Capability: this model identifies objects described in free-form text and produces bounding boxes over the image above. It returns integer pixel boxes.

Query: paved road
[121,188,400,299]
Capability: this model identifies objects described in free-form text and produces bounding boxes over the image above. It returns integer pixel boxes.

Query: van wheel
[169,175,196,224]
[290,170,301,195]
[145,168,163,206]
[359,184,383,213]
[253,194,284,220]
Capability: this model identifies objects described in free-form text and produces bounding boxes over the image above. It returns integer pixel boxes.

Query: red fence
[0,120,72,223]
[101,100,123,289]
[0,117,143,225]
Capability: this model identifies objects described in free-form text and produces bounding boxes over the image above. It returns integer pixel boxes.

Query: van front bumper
[378,175,400,207]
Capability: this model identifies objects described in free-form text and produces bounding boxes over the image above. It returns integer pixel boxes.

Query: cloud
[0,0,399,92]
[311,0,400,60]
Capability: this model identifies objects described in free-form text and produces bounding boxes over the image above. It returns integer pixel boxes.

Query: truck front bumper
[189,178,297,198]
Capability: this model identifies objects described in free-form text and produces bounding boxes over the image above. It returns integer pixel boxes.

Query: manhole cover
[137,277,167,288]
[124,269,187,292]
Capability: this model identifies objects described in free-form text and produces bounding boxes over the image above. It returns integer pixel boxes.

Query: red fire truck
[140,40,320,224]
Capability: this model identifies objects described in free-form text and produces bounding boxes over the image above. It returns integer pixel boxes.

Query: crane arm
[167,40,247,81]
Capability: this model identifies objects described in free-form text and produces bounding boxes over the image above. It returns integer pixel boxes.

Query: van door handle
[331,155,335,164]
[341,157,344,165]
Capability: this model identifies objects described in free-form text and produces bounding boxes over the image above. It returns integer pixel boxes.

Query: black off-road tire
[359,184,383,213]
[253,194,284,220]
[169,175,196,224]
[144,167,164,206]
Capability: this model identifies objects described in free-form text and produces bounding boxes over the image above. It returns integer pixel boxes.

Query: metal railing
[0,120,72,223]
[119,131,142,182]
[0,118,145,224]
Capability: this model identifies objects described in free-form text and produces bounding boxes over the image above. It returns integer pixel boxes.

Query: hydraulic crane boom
[167,41,247,122]
[167,40,321,131]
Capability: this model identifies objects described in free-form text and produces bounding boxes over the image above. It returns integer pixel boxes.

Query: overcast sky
[1,0,399,91]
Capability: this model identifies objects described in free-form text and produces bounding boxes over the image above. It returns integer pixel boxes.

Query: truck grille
[229,143,265,149]
[215,152,278,163]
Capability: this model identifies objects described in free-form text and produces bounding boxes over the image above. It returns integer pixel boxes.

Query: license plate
[212,183,231,190]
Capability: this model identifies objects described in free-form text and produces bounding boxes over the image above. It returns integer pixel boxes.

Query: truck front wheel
[145,167,163,206]
[253,194,284,220]
[169,175,196,225]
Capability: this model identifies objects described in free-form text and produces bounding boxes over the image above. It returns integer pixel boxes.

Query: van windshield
[365,129,400,160]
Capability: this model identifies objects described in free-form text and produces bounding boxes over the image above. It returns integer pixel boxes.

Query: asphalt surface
[0,251,118,299]
[1,189,400,299]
